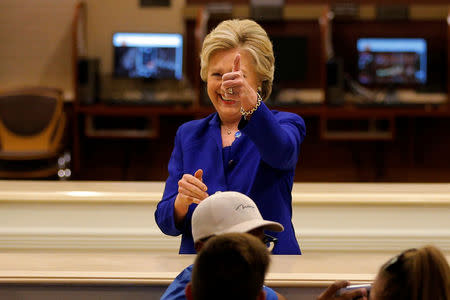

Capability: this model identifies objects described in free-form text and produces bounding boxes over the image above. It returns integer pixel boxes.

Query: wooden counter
[0,250,447,299]
[0,251,380,299]
[0,251,381,286]
[0,180,448,299]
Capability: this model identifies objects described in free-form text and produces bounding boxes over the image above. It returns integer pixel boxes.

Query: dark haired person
[186,233,370,300]
[186,233,270,300]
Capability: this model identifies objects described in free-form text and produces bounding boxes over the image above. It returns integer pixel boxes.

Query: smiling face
[207,48,260,124]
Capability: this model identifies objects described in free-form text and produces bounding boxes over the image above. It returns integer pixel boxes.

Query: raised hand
[174,169,209,223]
[221,53,259,112]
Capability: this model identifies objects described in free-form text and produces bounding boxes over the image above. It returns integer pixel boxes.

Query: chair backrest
[0,87,65,155]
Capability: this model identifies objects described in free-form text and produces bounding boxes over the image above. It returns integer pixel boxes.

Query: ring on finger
[227,87,234,95]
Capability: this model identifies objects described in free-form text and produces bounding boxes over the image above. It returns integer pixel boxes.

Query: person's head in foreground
[318,245,450,300]
[186,233,270,300]
[370,245,450,300]
[200,19,274,124]
[192,191,283,253]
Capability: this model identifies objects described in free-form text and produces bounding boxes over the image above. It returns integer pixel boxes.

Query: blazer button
[228,159,234,166]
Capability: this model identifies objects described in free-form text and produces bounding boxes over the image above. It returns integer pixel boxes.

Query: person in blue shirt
[160,191,286,300]
[185,233,370,300]
[161,192,369,300]
[155,19,306,255]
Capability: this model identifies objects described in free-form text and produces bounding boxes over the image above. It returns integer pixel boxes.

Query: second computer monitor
[357,38,427,86]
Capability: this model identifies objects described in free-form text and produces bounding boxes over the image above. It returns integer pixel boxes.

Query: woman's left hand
[221,53,258,112]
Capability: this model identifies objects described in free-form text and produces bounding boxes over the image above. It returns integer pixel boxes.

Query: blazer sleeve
[154,128,184,236]
[239,102,306,170]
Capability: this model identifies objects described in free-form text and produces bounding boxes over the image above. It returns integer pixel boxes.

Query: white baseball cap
[192,191,284,243]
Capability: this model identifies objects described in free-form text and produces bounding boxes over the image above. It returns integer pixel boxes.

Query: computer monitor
[357,38,427,86]
[113,32,183,80]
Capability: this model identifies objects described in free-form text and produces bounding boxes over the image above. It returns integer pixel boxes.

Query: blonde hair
[200,19,275,101]
[377,245,450,300]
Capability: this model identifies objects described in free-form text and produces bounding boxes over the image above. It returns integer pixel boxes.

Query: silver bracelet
[240,92,262,119]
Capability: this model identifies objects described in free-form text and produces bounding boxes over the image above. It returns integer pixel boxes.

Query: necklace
[222,124,242,139]
[222,125,234,135]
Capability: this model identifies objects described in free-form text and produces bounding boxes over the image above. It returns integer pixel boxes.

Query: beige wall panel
[410,5,449,20]
[360,5,376,20]
[284,5,326,20]
[0,0,77,98]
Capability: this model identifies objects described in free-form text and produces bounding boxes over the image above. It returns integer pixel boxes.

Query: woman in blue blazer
[155,19,306,254]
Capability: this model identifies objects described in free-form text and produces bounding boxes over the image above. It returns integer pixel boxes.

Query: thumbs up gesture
[221,51,260,114]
